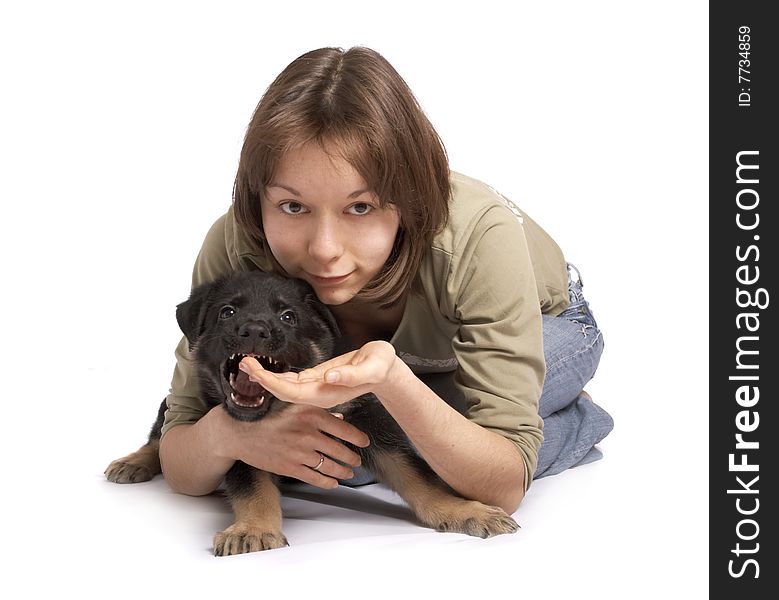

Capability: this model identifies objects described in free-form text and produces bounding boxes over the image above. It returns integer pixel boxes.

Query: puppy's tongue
[232,370,264,396]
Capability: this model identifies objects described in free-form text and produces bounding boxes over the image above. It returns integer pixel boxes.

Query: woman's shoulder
[436,171,529,254]
[448,171,514,213]
[193,207,274,284]
[435,171,569,313]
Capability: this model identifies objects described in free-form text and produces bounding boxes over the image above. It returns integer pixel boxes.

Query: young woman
[159,46,613,515]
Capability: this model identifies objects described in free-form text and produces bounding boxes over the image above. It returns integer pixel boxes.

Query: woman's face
[261,142,401,306]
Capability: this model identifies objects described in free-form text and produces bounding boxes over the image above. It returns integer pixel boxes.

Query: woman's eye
[347,202,373,216]
[279,201,307,215]
[280,310,296,325]
[219,306,236,319]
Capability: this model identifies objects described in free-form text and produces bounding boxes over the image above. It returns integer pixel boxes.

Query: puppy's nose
[238,321,271,340]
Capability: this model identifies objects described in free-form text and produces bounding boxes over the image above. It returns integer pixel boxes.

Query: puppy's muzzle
[237,320,271,343]
[222,353,288,420]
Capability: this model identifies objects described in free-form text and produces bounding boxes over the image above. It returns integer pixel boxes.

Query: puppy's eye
[219,306,236,319]
[280,310,296,325]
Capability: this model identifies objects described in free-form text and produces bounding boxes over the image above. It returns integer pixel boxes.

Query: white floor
[4,349,708,599]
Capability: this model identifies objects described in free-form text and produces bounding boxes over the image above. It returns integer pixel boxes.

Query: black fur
[146,271,438,492]
[111,270,519,553]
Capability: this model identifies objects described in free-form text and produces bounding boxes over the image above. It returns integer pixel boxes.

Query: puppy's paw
[432,502,520,538]
[105,445,161,484]
[104,458,157,483]
[213,523,289,556]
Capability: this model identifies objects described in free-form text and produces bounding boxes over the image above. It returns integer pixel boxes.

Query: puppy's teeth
[229,373,235,386]
[258,394,265,405]
[230,353,235,360]
[230,392,236,402]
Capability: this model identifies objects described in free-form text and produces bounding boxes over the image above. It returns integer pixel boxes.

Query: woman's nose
[307,218,344,264]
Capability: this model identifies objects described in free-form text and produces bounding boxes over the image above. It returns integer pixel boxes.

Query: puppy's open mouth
[223,353,288,411]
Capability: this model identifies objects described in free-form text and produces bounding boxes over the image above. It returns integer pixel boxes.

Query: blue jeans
[341,263,613,486]
[534,263,613,478]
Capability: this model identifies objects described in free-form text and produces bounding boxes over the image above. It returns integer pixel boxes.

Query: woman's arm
[375,356,526,514]
[240,342,526,514]
[159,406,237,496]
[159,403,370,496]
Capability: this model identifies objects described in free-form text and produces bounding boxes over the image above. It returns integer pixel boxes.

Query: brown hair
[233,46,451,308]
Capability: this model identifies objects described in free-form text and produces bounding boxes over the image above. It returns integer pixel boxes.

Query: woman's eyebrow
[267,183,371,199]
[267,183,301,196]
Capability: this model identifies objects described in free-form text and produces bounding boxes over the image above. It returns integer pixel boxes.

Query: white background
[0,1,708,598]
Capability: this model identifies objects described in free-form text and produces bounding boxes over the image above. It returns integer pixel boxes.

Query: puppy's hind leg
[104,399,166,483]
[214,464,288,556]
[371,451,519,538]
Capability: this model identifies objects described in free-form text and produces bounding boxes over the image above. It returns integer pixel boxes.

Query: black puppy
[105,271,518,555]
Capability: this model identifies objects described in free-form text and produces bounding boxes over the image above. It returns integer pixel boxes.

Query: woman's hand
[239,340,401,409]
[219,403,370,488]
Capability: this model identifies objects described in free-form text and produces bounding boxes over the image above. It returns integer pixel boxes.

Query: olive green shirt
[162,171,569,490]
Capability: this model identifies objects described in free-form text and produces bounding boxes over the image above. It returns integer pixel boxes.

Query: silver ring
[312,453,325,471]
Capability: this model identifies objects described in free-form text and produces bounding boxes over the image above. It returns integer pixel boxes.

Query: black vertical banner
[710,3,776,597]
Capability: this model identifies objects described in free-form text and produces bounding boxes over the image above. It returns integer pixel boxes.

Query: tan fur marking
[213,470,288,556]
[307,340,328,365]
[373,452,519,538]
[104,441,161,483]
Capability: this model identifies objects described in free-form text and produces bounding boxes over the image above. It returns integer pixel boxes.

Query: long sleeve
[447,205,545,488]
[161,212,239,437]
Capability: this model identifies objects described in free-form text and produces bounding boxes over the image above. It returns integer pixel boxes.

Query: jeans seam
[545,328,603,373]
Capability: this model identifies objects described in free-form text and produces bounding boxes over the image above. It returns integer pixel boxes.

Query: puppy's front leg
[214,464,288,556]
[104,441,161,483]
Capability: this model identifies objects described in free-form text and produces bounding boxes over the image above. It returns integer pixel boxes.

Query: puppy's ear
[308,296,341,339]
[176,278,224,350]
[289,277,341,338]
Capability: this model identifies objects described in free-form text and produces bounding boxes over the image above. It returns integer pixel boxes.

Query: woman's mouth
[306,271,353,286]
